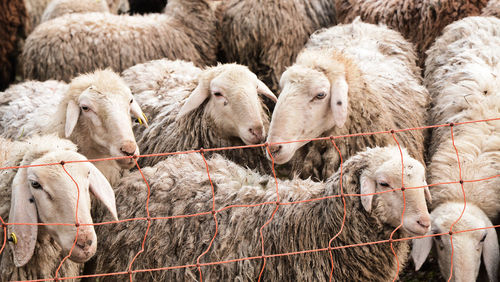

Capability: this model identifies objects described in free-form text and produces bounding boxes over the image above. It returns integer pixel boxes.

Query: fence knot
[75,223,80,228]
[449,122,454,127]
[147,217,151,223]
[449,231,453,236]
[400,187,405,192]
[199,147,204,154]
[59,161,65,166]
[390,130,395,134]
[459,180,464,184]
[211,210,216,215]
[388,239,394,244]
[132,154,138,159]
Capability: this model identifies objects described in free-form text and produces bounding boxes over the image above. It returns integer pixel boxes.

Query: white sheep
[0,135,117,281]
[121,59,277,171]
[266,19,430,181]
[87,146,430,280]
[0,69,148,185]
[412,16,500,282]
[41,0,110,23]
[22,0,217,82]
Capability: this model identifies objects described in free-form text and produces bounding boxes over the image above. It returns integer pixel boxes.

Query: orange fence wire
[0,117,499,282]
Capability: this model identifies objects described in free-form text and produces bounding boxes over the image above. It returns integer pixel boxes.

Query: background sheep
[267,20,430,181]
[128,0,167,14]
[22,0,217,82]
[88,146,430,280]
[217,0,337,93]
[412,16,500,282]
[0,69,147,185]
[335,0,489,67]
[0,135,117,281]
[0,0,28,91]
[482,0,500,16]
[41,0,110,23]
[122,59,277,172]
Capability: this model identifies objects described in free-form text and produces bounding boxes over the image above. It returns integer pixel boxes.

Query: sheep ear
[65,100,80,138]
[359,172,375,213]
[8,168,38,267]
[424,187,432,204]
[176,80,209,120]
[483,225,499,282]
[256,80,277,103]
[411,236,433,271]
[330,75,348,128]
[130,99,148,127]
[88,164,118,221]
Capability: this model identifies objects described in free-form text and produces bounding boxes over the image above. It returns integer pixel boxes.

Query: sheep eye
[81,106,90,112]
[213,92,223,97]
[30,180,42,189]
[130,99,133,104]
[379,182,390,187]
[315,92,326,99]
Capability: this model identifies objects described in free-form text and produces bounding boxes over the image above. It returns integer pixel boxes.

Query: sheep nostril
[417,219,430,229]
[269,145,282,155]
[86,240,93,247]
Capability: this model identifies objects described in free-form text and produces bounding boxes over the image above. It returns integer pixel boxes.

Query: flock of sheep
[0,0,499,281]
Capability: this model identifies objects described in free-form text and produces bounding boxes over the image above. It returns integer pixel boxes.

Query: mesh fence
[1,117,499,282]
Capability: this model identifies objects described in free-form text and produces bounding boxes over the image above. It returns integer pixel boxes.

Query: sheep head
[176,64,277,145]
[412,203,499,282]
[59,69,146,169]
[8,145,117,267]
[267,50,352,164]
[356,147,431,236]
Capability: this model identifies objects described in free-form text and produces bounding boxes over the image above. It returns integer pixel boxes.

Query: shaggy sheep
[121,59,277,171]
[0,0,28,91]
[128,0,167,14]
[266,19,429,181]
[335,0,489,67]
[412,16,500,282]
[41,0,110,23]
[0,69,148,185]
[88,146,431,280]
[217,0,337,92]
[482,0,500,16]
[0,135,117,281]
[22,0,217,82]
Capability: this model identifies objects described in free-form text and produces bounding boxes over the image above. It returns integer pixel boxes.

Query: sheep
[121,59,277,172]
[0,0,28,91]
[0,69,148,186]
[128,0,167,14]
[41,0,110,23]
[411,16,500,282]
[217,0,337,93]
[86,146,430,281]
[482,0,500,16]
[335,0,489,67]
[266,19,430,181]
[0,135,118,281]
[22,0,217,82]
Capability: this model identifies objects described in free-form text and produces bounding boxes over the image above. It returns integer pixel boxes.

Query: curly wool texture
[335,0,488,67]
[0,0,28,91]
[424,16,500,156]
[122,59,272,173]
[280,20,429,180]
[217,0,337,93]
[424,17,500,211]
[41,0,109,23]
[482,0,500,16]
[91,147,410,281]
[22,0,217,82]
[0,136,80,281]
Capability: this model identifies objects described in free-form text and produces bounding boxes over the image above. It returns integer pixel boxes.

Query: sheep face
[64,71,147,169]
[177,64,277,145]
[7,151,117,267]
[267,65,345,164]
[360,150,431,236]
[412,203,499,282]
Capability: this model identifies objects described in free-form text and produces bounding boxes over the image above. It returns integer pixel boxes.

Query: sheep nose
[249,126,264,143]
[76,237,93,250]
[269,144,282,155]
[417,217,431,229]
[120,140,137,156]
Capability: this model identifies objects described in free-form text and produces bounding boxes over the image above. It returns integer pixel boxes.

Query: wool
[89,147,413,281]
[22,0,217,82]
[482,0,500,16]
[335,0,489,67]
